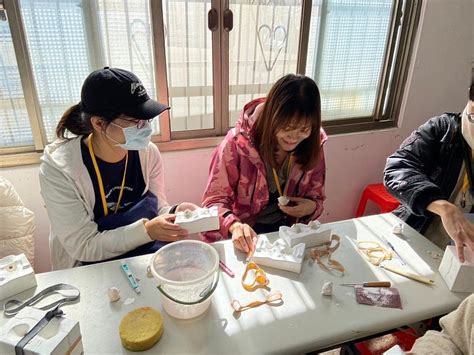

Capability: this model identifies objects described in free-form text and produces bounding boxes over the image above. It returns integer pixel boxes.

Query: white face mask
[108,121,152,150]
[461,104,474,149]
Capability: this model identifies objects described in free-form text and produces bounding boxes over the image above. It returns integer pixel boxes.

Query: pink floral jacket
[202,98,327,242]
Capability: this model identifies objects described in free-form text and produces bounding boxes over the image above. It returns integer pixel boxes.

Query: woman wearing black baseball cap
[40,67,198,270]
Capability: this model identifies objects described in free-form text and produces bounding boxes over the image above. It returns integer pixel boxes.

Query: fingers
[163,214,177,223]
[232,224,256,253]
[444,214,474,263]
[158,226,188,238]
[279,198,316,218]
[467,236,474,252]
[161,214,189,235]
[286,196,305,202]
[176,202,200,212]
[147,214,189,239]
[243,224,256,254]
[461,217,474,251]
[279,205,304,218]
[147,229,187,242]
[235,226,249,253]
[234,240,246,253]
[455,241,465,263]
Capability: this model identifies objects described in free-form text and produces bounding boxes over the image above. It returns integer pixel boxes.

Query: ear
[90,116,106,132]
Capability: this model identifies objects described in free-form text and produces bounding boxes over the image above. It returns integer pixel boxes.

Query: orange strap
[241,262,269,291]
[231,291,283,313]
[309,234,345,274]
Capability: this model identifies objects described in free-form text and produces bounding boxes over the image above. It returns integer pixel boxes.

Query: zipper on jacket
[294,171,305,195]
[250,178,257,203]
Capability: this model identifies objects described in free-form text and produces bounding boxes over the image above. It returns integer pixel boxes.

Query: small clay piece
[108,287,121,302]
[321,281,333,296]
[278,196,290,206]
[291,224,302,233]
[392,223,404,235]
[308,220,321,230]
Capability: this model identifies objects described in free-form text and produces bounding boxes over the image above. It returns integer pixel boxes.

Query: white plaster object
[0,254,37,301]
[279,221,331,248]
[439,246,474,293]
[392,223,404,235]
[384,344,406,355]
[252,235,305,273]
[174,206,219,234]
[0,306,83,355]
[321,281,333,296]
[277,196,290,206]
[107,287,120,302]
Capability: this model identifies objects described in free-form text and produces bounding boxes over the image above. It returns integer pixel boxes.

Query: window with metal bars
[0,0,421,165]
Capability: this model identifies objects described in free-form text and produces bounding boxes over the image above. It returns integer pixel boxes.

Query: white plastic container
[439,246,474,293]
[149,240,219,319]
[0,306,82,355]
[0,253,37,301]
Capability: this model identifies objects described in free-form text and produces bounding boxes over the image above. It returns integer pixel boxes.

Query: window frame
[0,0,422,167]
[305,0,422,135]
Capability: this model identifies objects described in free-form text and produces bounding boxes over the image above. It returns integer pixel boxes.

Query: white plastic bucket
[149,240,219,319]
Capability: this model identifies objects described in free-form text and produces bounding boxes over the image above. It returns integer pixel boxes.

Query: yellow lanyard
[461,150,474,208]
[272,154,293,197]
[87,134,128,217]
[462,173,469,208]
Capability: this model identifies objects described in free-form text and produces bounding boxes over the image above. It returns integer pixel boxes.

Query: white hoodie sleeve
[39,161,152,265]
[146,143,171,215]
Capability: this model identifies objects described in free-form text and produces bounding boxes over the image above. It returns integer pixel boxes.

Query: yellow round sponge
[119,307,164,351]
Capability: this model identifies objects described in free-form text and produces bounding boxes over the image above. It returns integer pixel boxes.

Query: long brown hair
[250,74,322,170]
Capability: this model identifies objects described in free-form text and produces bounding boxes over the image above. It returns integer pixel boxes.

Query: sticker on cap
[131,82,146,97]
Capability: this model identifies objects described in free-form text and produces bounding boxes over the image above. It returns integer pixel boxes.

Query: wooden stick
[381,264,435,285]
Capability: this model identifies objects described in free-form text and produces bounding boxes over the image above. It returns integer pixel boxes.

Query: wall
[1,0,472,273]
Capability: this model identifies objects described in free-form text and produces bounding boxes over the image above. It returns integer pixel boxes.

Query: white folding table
[0,213,469,354]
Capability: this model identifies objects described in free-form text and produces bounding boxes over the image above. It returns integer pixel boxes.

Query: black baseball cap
[79,67,169,120]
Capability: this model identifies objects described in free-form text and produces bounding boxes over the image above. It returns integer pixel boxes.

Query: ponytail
[56,104,93,139]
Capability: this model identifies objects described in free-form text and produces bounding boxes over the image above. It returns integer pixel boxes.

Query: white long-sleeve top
[39,137,170,270]
[411,294,473,354]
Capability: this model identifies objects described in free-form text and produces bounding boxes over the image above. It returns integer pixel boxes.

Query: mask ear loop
[241,262,269,291]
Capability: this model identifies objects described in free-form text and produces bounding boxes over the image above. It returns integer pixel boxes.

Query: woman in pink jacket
[202,74,327,253]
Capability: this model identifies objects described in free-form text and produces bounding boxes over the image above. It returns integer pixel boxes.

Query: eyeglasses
[115,118,153,129]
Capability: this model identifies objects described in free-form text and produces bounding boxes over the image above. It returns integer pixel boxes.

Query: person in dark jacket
[384,82,474,262]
